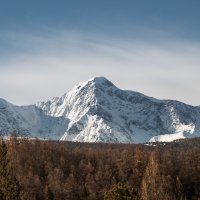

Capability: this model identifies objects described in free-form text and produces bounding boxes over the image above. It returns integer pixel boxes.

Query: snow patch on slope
[149,123,195,142]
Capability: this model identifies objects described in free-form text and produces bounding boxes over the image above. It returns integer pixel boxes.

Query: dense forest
[0,136,200,200]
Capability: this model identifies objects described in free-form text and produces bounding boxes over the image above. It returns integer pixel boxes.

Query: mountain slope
[37,77,200,143]
[0,98,68,139]
[1,77,200,143]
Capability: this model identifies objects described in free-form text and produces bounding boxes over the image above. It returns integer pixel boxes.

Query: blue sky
[1,0,200,39]
[0,0,200,105]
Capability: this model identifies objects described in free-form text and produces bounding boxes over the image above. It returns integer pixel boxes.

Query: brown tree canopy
[2,136,200,200]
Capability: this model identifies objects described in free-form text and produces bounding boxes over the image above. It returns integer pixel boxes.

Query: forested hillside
[1,137,200,200]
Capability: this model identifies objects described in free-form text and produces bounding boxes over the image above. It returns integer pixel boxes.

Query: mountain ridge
[0,77,200,143]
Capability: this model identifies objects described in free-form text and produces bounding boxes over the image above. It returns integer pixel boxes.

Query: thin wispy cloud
[0,30,200,106]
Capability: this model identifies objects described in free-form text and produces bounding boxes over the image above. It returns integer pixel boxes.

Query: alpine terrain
[0,77,200,143]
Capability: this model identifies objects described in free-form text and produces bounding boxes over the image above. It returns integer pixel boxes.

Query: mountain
[0,77,200,143]
[0,98,68,139]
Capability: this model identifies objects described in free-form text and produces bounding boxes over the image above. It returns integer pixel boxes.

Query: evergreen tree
[0,139,20,200]
[104,183,140,200]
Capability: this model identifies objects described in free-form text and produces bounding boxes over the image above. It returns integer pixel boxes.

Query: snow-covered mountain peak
[36,77,116,117]
[90,76,115,87]
[34,77,200,143]
[72,76,115,92]
[86,76,113,85]
[1,77,200,143]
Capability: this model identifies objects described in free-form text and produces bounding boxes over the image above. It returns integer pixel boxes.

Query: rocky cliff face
[1,77,200,143]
